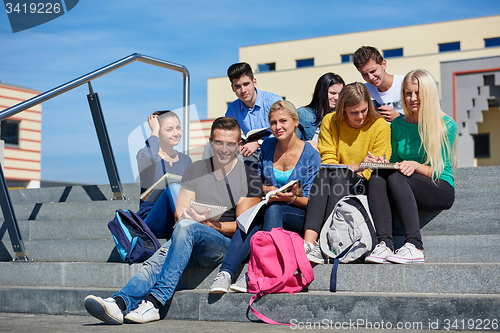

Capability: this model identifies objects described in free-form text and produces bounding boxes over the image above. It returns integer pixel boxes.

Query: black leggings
[304,168,360,234]
[368,169,455,250]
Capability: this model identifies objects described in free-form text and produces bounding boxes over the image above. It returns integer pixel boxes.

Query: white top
[366,74,405,115]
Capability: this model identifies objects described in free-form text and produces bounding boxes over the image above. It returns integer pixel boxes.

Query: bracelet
[288,195,297,205]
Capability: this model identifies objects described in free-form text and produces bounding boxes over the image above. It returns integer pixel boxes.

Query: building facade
[207,15,500,167]
[0,83,42,188]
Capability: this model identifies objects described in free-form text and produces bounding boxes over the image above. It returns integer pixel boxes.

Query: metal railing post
[87,83,125,200]
[0,163,28,260]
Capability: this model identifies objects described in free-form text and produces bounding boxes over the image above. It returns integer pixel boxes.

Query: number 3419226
[5,3,61,14]
[444,318,498,331]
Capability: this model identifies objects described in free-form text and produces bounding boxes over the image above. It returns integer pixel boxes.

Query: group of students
[83,46,457,325]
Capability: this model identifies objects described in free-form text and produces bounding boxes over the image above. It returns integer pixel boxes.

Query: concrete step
[6,166,500,205]
[9,183,141,204]
[1,200,139,221]
[1,262,498,295]
[2,231,497,263]
[0,286,499,331]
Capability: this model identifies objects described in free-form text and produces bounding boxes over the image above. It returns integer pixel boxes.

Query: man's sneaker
[209,271,231,293]
[304,242,326,264]
[386,243,425,264]
[365,241,393,264]
[229,273,248,293]
[84,295,123,325]
[124,300,160,324]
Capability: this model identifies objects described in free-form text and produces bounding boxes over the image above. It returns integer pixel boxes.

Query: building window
[473,133,490,158]
[258,63,276,72]
[296,58,314,68]
[439,41,460,52]
[0,120,20,146]
[341,54,353,63]
[485,37,500,48]
[383,48,403,58]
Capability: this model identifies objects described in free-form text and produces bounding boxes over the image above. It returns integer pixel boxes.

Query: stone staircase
[1,166,499,331]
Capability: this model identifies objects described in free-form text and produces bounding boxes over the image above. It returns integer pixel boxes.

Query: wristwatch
[257,139,264,145]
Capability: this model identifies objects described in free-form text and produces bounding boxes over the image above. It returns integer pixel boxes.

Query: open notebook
[140,172,183,201]
[236,179,301,233]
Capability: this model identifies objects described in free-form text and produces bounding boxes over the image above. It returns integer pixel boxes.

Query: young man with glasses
[84,117,263,325]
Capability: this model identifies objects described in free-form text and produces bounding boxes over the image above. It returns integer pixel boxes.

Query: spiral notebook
[360,162,399,170]
[188,200,228,222]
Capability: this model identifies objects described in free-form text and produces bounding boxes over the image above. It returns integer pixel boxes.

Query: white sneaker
[304,242,326,264]
[84,295,123,325]
[365,241,393,264]
[209,271,231,293]
[124,300,160,324]
[229,273,248,293]
[386,243,425,264]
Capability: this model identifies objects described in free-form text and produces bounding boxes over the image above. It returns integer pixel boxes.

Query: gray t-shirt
[181,158,263,222]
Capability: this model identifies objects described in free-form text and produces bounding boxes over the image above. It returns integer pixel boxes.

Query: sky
[1,0,499,186]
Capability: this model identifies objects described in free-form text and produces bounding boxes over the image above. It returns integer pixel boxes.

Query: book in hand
[140,172,183,201]
[188,200,228,222]
[236,179,301,233]
[360,162,399,170]
[241,127,272,143]
[320,164,351,169]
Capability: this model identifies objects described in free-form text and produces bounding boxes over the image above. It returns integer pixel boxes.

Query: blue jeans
[143,183,181,239]
[113,219,231,311]
[220,202,306,277]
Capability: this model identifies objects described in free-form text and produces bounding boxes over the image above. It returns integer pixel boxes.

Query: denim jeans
[113,219,231,311]
[143,183,181,239]
[220,202,306,277]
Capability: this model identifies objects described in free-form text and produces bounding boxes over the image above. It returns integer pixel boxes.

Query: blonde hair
[402,69,456,181]
[268,100,299,122]
[335,82,379,123]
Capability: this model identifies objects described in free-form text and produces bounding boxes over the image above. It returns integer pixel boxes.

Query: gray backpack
[319,195,377,263]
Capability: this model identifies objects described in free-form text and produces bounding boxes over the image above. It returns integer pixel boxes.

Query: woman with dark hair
[136,110,192,239]
[302,82,392,263]
[297,73,345,144]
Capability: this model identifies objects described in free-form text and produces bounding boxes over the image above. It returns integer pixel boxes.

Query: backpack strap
[248,228,314,325]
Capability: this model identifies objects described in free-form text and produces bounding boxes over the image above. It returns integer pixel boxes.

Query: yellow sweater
[317,113,391,179]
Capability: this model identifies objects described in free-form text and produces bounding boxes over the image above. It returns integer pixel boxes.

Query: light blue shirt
[225,88,282,135]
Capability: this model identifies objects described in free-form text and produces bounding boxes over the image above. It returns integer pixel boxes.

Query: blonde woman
[209,100,320,293]
[365,69,457,264]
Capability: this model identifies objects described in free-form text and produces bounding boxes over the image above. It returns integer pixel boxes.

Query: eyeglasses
[212,141,238,149]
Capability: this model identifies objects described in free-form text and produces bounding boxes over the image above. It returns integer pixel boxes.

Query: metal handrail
[0,53,190,260]
[0,53,190,152]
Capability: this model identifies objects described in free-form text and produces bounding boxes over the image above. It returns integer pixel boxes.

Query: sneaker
[229,273,248,293]
[386,243,425,264]
[304,241,326,264]
[124,300,159,324]
[84,295,123,325]
[365,241,393,264]
[209,271,231,293]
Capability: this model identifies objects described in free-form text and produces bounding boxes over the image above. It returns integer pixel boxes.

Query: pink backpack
[247,228,314,325]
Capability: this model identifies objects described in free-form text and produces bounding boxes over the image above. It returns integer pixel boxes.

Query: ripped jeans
[113,219,231,312]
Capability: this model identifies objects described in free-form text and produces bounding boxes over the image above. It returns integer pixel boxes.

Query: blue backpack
[108,209,161,264]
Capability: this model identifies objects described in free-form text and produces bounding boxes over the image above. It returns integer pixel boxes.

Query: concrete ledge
[1,286,499,331]
[1,262,498,295]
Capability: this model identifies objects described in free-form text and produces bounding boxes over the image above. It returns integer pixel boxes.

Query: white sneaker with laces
[229,273,248,293]
[84,295,123,325]
[386,243,425,264]
[304,241,326,264]
[209,271,231,293]
[124,300,159,324]
[365,241,393,264]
